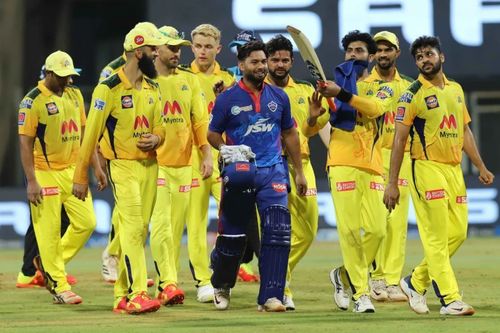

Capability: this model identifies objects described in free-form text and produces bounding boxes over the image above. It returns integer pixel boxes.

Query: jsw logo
[384,111,395,125]
[61,119,78,134]
[134,115,150,129]
[439,114,457,129]
[244,118,275,136]
[163,101,182,115]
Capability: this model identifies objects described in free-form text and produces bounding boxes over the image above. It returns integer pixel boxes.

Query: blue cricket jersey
[209,80,294,167]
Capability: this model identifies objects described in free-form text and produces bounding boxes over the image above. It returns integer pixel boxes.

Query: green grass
[1,238,500,332]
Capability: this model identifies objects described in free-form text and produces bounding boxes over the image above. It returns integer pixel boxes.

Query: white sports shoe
[214,288,230,310]
[101,249,118,283]
[257,297,286,312]
[387,285,408,302]
[439,300,475,316]
[283,295,295,311]
[329,268,350,310]
[369,279,388,301]
[400,276,429,314]
[197,284,214,303]
[353,295,375,313]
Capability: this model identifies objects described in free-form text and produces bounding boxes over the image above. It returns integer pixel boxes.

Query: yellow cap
[44,51,80,77]
[159,26,191,46]
[123,26,168,51]
[373,31,399,50]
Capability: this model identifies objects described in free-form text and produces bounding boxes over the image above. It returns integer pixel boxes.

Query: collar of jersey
[264,75,296,88]
[418,73,450,89]
[37,80,57,97]
[365,67,402,83]
[190,60,221,74]
[118,68,153,90]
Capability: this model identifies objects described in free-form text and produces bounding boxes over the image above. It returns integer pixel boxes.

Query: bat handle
[327,98,336,112]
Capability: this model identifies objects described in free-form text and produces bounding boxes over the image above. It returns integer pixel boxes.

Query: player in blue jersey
[207,41,307,312]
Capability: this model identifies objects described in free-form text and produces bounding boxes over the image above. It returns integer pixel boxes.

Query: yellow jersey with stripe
[155,67,208,167]
[98,54,126,82]
[397,74,471,165]
[18,80,86,171]
[74,68,165,184]
[364,68,414,151]
[266,76,329,159]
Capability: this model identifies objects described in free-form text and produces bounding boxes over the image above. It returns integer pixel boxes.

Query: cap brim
[228,40,246,48]
[166,39,191,46]
[53,68,80,77]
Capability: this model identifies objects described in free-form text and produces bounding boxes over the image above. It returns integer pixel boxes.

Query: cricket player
[303,30,392,313]
[99,22,161,288]
[18,51,102,304]
[175,23,235,301]
[264,34,330,310]
[73,26,167,314]
[150,25,213,305]
[207,40,307,312]
[368,31,414,302]
[384,35,494,316]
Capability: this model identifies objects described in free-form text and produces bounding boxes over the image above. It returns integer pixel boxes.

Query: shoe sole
[329,269,348,311]
[164,294,185,306]
[370,291,389,302]
[16,283,43,288]
[440,308,475,316]
[399,278,429,315]
[127,303,161,315]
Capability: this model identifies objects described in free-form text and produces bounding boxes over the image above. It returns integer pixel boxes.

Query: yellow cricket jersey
[265,76,329,158]
[397,74,471,165]
[74,68,165,184]
[302,77,392,175]
[155,67,208,167]
[18,80,85,171]
[98,54,126,82]
[365,68,414,151]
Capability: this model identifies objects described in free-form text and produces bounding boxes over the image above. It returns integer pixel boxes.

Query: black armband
[336,88,353,103]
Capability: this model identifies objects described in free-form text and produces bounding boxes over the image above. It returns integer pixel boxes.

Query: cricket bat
[286,25,336,111]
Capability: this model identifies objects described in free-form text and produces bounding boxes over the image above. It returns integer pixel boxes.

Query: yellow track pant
[31,166,96,294]
[328,166,386,300]
[108,159,158,299]
[286,158,318,296]
[105,208,120,257]
[409,160,467,305]
[372,149,411,285]
[184,148,221,287]
[150,165,192,289]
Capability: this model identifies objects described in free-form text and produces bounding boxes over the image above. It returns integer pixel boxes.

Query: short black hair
[266,34,293,58]
[341,30,377,55]
[237,40,268,61]
[410,36,442,58]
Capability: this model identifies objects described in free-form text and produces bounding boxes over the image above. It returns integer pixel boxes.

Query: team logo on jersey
[18,112,26,125]
[121,95,133,109]
[336,181,356,192]
[19,98,33,110]
[267,101,278,112]
[157,178,166,187]
[100,69,112,79]
[46,102,59,115]
[456,196,467,203]
[298,97,305,104]
[181,85,188,91]
[425,189,445,200]
[370,181,385,191]
[366,90,374,96]
[272,183,287,193]
[425,95,439,109]
[42,187,59,196]
[457,95,463,103]
[94,98,106,111]
[395,107,406,121]
[398,92,413,103]
[148,96,154,104]
[244,118,275,136]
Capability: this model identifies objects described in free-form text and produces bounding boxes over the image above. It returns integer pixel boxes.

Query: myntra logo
[61,119,78,134]
[163,101,182,115]
[134,115,150,129]
[439,114,457,129]
[384,111,395,125]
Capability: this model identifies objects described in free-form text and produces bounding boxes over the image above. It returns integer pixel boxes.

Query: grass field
[1,238,500,332]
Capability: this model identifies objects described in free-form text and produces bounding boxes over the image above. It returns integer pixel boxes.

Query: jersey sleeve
[209,94,227,134]
[281,93,294,130]
[349,83,392,119]
[18,96,38,137]
[461,91,471,125]
[152,89,166,145]
[76,88,86,126]
[189,76,209,147]
[73,84,112,184]
[396,90,417,126]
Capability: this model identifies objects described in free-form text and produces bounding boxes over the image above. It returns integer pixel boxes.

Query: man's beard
[244,69,267,87]
[138,55,158,78]
[269,68,289,81]
[419,59,442,77]
[376,58,395,70]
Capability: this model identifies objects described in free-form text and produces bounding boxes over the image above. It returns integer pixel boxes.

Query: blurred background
[1,0,499,245]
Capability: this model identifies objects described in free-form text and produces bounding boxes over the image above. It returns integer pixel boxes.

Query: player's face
[240,50,268,84]
[158,44,181,69]
[137,46,159,78]
[375,41,400,70]
[267,50,293,81]
[191,34,221,68]
[345,41,371,62]
[46,72,71,91]
[415,46,444,77]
